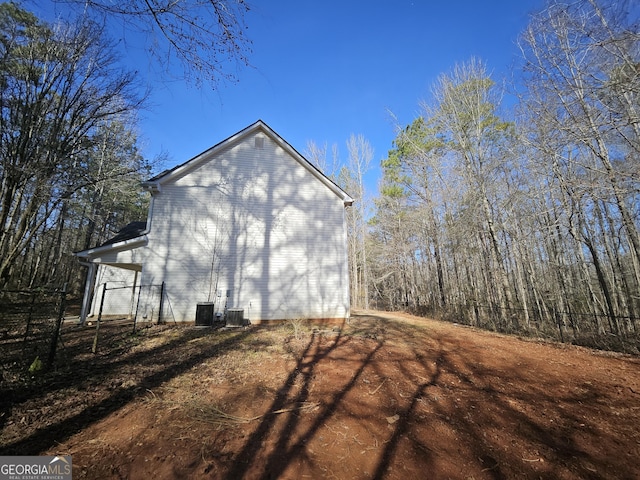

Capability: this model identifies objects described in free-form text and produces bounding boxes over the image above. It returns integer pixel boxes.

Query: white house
[75,120,353,324]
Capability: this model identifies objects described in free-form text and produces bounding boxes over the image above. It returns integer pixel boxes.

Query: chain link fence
[90,282,165,325]
[1,282,166,376]
[87,282,165,354]
[439,302,640,354]
[0,288,67,373]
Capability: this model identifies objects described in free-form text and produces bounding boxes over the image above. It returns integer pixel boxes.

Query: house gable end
[142,120,353,205]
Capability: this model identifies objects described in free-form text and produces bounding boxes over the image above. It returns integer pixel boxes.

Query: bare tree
[55,0,252,86]
[519,0,640,333]
[345,134,373,310]
[427,58,516,327]
[0,4,145,287]
[369,174,417,311]
[304,140,340,179]
[367,2,640,351]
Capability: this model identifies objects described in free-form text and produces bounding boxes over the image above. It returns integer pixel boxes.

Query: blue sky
[34,0,545,195]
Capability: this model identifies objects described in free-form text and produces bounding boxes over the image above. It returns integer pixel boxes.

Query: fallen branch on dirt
[186,401,320,425]
[145,390,320,427]
[369,378,387,395]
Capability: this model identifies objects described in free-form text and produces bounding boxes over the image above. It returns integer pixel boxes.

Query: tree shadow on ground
[352,312,638,479]
[3,312,638,479]
[422,327,624,479]
[0,324,252,455]
[226,328,384,479]
[223,313,439,479]
[222,312,640,479]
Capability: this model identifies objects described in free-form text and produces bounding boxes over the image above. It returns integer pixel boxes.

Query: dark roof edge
[74,221,148,257]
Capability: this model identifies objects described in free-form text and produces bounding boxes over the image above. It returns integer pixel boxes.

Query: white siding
[138,130,350,322]
[90,265,138,317]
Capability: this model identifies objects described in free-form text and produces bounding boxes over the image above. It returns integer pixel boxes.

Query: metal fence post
[133,284,142,333]
[157,281,165,325]
[92,283,107,354]
[21,292,37,360]
[47,284,67,368]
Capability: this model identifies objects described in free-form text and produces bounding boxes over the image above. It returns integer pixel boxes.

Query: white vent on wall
[255,137,264,149]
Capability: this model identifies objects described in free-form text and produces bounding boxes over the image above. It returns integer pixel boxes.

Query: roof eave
[141,182,161,194]
[143,121,265,188]
[258,122,354,205]
[75,235,148,260]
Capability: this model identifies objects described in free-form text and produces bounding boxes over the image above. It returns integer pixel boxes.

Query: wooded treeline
[0,0,254,294]
[368,0,640,351]
[0,3,150,292]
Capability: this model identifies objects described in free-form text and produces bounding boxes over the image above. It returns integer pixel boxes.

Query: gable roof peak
[142,120,353,205]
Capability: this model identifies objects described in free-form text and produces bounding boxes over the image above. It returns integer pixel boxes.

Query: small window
[255,137,264,149]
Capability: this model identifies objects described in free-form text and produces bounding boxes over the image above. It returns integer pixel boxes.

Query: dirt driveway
[2,311,639,479]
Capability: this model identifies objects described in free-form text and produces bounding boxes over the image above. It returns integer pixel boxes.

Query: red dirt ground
[2,311,639,479]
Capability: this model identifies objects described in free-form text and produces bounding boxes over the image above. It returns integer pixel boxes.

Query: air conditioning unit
[195,303,214,327]
[226,308,245,327]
